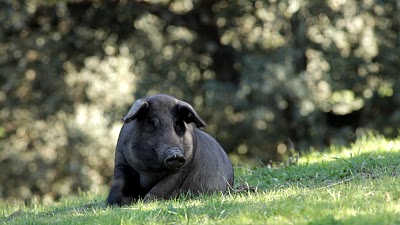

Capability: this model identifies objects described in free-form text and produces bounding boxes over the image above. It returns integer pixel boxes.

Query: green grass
[1,135,400,224]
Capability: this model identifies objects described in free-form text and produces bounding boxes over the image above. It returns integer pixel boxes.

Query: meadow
[1,135,399,225]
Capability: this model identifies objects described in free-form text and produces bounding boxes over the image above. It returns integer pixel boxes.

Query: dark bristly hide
[107,94,234,206]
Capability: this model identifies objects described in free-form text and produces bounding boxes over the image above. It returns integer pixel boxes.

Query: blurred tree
[0,0,399,203]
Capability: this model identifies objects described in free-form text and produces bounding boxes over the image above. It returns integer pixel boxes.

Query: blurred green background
[0,0,399,203]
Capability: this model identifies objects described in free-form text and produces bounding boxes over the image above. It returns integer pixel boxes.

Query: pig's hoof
[121,196,134,206]
[143,194,157,203]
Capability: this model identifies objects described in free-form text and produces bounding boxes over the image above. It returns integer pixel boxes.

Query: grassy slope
[1,135,400,225]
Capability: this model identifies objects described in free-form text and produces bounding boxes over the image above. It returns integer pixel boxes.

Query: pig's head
[122,94,206,174]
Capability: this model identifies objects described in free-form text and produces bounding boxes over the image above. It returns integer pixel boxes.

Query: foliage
[1,135,400,224]
[0,0,399,202]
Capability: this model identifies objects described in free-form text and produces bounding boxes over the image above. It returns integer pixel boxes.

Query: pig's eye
[175,120,186,136]
[145,117,159,130]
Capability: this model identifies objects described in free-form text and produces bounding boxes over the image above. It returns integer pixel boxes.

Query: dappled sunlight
[1,0,399,204]
[329,90,364,115]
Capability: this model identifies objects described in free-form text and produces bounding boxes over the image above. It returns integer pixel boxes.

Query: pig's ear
[122,99,149,123]
[177,101,206,128]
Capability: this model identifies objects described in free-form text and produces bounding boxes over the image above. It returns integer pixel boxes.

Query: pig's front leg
[107,165,145,206]
[143,172,184,202]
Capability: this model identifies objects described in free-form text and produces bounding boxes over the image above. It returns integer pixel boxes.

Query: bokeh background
[1,0,399,203]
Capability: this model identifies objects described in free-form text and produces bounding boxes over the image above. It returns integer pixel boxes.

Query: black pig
[107,94,234,206]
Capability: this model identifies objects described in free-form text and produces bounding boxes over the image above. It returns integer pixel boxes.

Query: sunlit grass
[1,135,400,224]
[302,134,400,164]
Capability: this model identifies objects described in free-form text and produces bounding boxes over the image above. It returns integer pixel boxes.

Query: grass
[1,135,400,224]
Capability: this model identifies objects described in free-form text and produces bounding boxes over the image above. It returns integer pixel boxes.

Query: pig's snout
[164,148,186,169]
